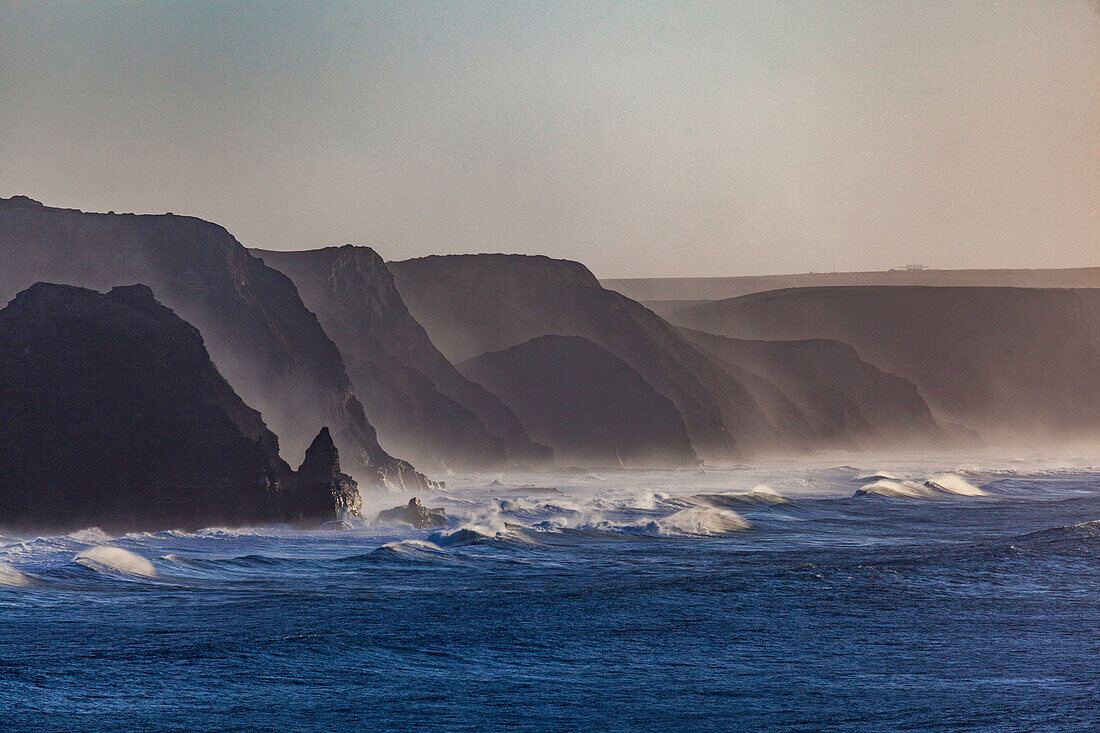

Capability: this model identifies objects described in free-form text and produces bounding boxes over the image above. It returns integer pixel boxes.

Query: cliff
[0,196,430,490]
[389,254,775,459]
[679,328,944,449]
[0,283,360,532]
[254,246,551,471]
[674,286,1100,438]
[458,336,697,467]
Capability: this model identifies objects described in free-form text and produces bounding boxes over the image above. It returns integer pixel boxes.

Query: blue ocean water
[2,458,1100,732]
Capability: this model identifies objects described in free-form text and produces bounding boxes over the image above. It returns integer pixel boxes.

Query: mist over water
[3,453,1100,731]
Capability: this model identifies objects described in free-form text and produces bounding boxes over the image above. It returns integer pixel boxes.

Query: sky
[1,1,1097,278]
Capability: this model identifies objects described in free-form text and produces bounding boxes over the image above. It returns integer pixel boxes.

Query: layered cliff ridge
[0,196,430,490]
[254,245,551,471]
[389,254,958,459]
[674,286,1100,438]
[459,336,698,467]
[0,283,360,532]
[389,254,771,459]
[679,328,944,449]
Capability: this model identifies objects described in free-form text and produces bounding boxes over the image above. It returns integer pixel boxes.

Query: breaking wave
[643,507,751,537]
[855,473,986,499]
[74,546,157,578]
[0,561,31,587]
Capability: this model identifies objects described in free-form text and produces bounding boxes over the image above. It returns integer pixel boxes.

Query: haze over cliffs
[673,286,1100,439]
[679,329,944,449]
[0,283,359,532]
[390,254,749,458]
[3,192,1091,533]
[253,245,551,471]
[390,254,945,459]
[0,196,429,491]
[604,268,1100,315]
[459,335,697,467]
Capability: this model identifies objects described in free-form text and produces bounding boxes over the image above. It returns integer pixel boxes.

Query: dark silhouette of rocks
[285,428,362,522]
[459,336,698,467]
[378,497,446,528]
[0,196,430,491]
[0,283,360,532]
[253,245,551,471]
[674,286,1100,438]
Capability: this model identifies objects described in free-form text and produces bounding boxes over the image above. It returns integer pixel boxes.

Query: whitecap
[647,507,750,537]
[855,474,987,499]
[856,471,901,482]
[67,527,113,543]
[855,479,932,498]
[0,561,31,587]
[924,473,987,496]
[74,546,157,578]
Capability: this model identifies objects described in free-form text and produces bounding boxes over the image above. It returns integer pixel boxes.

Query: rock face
[459,336,698,467]
[378,498,446,529]
[0,283,359,532]
[0,196,430,491]
[285,428,362,522]
[679,328,944,449]
[254,246,551,471]
[673,286,1100,438]
[389,254,773,459]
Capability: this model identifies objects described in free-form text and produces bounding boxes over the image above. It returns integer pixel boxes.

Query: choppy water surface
[3,455,1100,731]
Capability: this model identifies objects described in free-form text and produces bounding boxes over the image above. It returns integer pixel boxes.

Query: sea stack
[284,427,362,522]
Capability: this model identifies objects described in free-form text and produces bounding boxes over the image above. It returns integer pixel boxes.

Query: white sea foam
[74,546,157,578]
[856,473,986,499]
[68,527,113,543]
[646,507,750,537]
[924,473,987,496]
[679,485,788,508]
[0,561,31,587]
[856,471,901,482]
[855,479,933,498]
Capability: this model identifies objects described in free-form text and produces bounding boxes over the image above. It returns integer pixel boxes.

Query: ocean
[2,455,1099,731]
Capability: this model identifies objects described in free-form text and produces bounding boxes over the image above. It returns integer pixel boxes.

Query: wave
[669,485,788,510]
[855,471,902,482]
[924,473,986,496]
[428,525,536,548]
[371,539,451,557]
[74,546,157,578]
[1010,519,1100,551]
[0,561,31,587]
[67,527,114,543]
[855,473,986,499]
[643,507,750,537]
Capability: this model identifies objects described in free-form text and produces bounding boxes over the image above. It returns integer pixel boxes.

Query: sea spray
[74,546,157,578]
[646,507,750,537]
[924,474,987,496]
[0,561,30,587]
[855,473,987,498]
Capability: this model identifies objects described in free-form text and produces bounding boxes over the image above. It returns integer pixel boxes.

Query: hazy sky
[1,1,1097,278]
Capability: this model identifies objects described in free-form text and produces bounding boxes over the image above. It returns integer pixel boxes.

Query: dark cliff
[459,336,698,467]
[0,283,360,532]
[286,427,362,522]
[0,196,430,490]
[674,286,1100,438]
[254,246,551,471]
